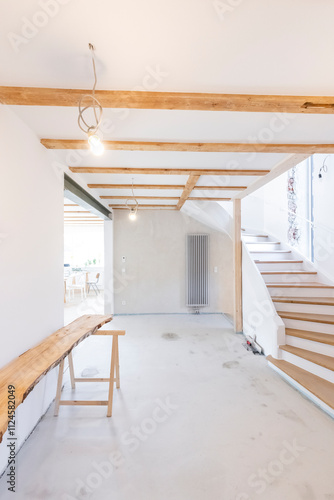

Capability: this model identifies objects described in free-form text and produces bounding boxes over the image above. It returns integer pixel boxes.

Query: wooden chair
[66,273,87,301]
[87,272,100,296]
[54,330,125,417]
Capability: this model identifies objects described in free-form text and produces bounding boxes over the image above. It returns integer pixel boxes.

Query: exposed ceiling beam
[104,195,179,200]
[90,184,184,190]
[3,87,334,114]
[235,154,311,200]
[41,139,334,153]
[91,184,247,190]
[105,195,230,201]
[177,174,201,210]
[110,204,177,208]
[64,174,112,220]
[111,207,176,211]
[188,197,231,201]
[193,186,247,190]
[69,166,269,176]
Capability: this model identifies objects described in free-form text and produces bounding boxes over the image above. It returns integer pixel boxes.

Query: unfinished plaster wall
[113,210,233,316]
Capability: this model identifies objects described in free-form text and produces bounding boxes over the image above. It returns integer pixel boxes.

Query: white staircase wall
[242,244,285,357]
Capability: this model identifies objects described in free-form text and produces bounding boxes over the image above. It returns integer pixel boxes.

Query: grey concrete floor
[0,310,334,500]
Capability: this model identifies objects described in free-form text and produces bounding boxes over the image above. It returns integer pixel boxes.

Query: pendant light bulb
[88,133,104,156]
[129,208,137,221]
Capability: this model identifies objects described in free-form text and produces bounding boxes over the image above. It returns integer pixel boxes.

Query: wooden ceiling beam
[41,139,334,154]
[103,195,179,200]
[110,205,177,210]
[177,174,201,210]
[90,184,184,190]
[110,204,176,208]
[193,186,247,190]
[102,195,231,200]
[91,184,247,190]
[64,216,101,219]
[3,87,334,114]
[69,166,269,176]
[188,197,231,201]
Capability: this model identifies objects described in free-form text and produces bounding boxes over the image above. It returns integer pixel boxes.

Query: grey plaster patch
[162,332,180,341]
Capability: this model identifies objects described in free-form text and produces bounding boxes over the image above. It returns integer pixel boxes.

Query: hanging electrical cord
[126,179,139,220]
[78,43,104,155]
[319,155,329,179]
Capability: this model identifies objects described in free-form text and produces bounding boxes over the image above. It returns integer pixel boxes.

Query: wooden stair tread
[255,260,303,264]
[261,270,317,275]
[250,250,291,253]
[286,328,334,346]
[273,297,334,305]
[267,282,334,288]
[246,241,280,245]
[242,233,268,238]
[280,345,334,371]
[278,311,334,325]
[267,355,334,409]
[0,314,112,443]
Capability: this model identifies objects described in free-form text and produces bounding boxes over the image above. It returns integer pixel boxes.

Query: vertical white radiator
[186,234,209,307]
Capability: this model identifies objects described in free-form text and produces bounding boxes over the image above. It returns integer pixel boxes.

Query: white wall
[113,210,233,315]
[241,191,265,233]
[0,106,64,473]
[104,220,114,315]
[312,154,334,281]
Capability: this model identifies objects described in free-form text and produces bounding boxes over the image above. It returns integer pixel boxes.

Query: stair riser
[282,318,334,335]
[262,274,317,284]
[246,243,282,251]
[269,288,334,297]
[256,262,305,271]
[281,351,334,383]
[274,302,334,315]
[251,252,292,260]
[243,236,269,243]
[286,335,334,356]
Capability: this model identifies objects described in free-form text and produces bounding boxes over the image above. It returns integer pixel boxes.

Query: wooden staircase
[243,230,334,415]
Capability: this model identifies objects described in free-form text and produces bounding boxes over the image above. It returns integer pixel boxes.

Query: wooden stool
[54,330,125,417]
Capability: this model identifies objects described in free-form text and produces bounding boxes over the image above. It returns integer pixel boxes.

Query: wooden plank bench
[0,314,112,443]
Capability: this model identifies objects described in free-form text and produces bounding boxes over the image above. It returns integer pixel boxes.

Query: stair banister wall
[242,242,285,358]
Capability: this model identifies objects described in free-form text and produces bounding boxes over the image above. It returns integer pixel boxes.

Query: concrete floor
[1,309,334,499]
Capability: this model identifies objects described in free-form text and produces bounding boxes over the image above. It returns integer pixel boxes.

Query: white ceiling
[2,0,334,212]
[2,0,334,93]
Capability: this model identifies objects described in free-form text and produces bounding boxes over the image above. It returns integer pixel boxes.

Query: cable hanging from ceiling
[78,43,104,156]
[126,179,139,221]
